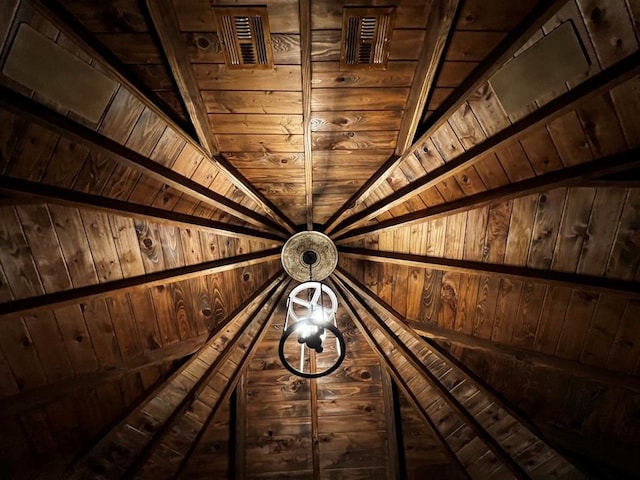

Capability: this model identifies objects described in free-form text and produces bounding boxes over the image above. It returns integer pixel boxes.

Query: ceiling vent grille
[213,7,273,69]
[340,7,396,70]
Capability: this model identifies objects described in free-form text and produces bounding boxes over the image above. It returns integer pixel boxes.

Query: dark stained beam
[0,248,281,317]
[329,49,640,239]
[323,0,567,235]
[30,0,296,234]
[0,87,286,234]
[0,334,208,419]
[122,277,289,478]
[395,0,460,155]
[403,319,640,394]
[300,0,314,230]
[380,367,402,480]
[0,176,284,243]
[144,0,218,157]
[334,267,593,478]
[339,247,640,298]
[334,145,640,244]
[331,279,472,480]
[331,275,530,480]
[172,278,289,478]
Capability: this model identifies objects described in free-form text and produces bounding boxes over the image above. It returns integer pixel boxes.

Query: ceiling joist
[0,248,281,317]
[144,0,218,158]
[0,87,286,235]
[330,50,640,238]
[0,176,284,243]
[331,271,585,479]
[333,268,590,478]
[394,0,460,155]
[0,334,208,420]
[334,146,640,242]
[338,247,640,297]
[67,273,288,478]
[300,0,314,231]
[323,0,567,234]
[30,0,296,234]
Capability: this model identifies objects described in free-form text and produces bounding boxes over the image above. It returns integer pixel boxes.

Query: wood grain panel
[311,88,409,111]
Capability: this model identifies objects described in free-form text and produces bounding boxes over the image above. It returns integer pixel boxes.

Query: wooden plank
[0,249,281,317]
[334,147,640,243]
[201,90,302,114]
[311,88,409,111]
[339,248,640,298]
[300,0,312,230]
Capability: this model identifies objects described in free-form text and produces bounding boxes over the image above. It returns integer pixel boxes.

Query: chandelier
[280,232,345,378]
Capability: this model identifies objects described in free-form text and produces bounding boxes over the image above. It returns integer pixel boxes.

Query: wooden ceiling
[0,0,639,478]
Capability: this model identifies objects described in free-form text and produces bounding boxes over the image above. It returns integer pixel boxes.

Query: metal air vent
[340,7,396,70]
[213,7,273,69]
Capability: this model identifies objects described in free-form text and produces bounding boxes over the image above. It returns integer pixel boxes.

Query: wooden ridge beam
[331,274,532,480]
[338,247,640,297]
[334,147,640,242]
[329,50,640,239]
[0,334,208,419]
[29,0,297,235]
[334,268,591,478]
[66,272,286,478]
[322,0,567,235]
[0,87,286,234]
[0,176,284,242]
[403,319,640,394]
[122,278,289,478]
[300,0,313,231]
[395,0,460,155]
[0,248,281,317]
[144,0,218,157]
[332,278,471,480]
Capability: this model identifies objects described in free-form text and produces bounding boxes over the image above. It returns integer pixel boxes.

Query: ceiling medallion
[280,232,344,378]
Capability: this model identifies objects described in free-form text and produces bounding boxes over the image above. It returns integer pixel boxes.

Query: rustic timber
[331,275,533,480]
[0,249,281,317]
[0,86,285,234]
[300,0,313,230]
[145,0,218,157]
[334,146,640,241]
[0,334,207,419]
[322,0,568,234]
[0,176,284,242]
[395,0,460,155]
[29,0,296,234]
[330,50,640,238]
[339,247,640,297]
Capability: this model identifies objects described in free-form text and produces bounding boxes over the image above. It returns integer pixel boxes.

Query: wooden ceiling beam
[331,275,534,480]
[67,273,287,478]
[30,0,296,235]
[0,334,207,419]
[403,319,640,394]
[334,146,640,242]
[323,0,567,235]
[329,50,640,239]
[339,247,640,298]
[0,248,281,317]
[394,0,460,155]
[144,0,218,158]
[300,0,313,231]
[331,278,472,480]
[122,278,289,478]
[0,87,286,235]
[0,176,284,243]
[334,268,592,478]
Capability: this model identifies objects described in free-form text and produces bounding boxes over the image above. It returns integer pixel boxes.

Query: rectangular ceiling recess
[340,7,396,70]
[213,6,273,69]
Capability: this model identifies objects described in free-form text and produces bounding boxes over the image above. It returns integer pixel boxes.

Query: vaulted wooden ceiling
[0,0,639,479]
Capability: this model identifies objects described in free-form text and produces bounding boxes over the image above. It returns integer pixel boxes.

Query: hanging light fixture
[280,232,345,378]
